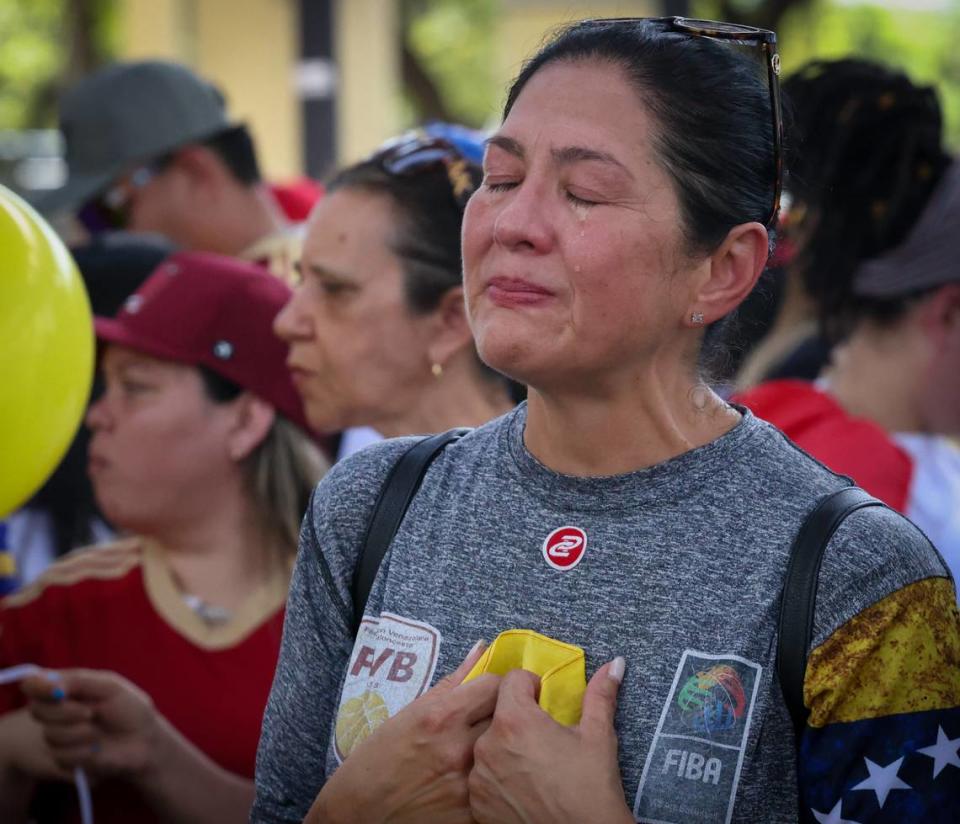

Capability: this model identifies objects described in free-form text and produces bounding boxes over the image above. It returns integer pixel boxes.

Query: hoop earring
[691,311,705,325]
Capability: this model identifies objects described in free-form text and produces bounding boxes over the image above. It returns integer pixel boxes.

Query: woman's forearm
[0,710,43,824]
[132,713,254,824]
[0,761,33,824]
[0,772,32,824]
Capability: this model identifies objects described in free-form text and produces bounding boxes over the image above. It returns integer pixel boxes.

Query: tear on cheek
[572,202,590,223]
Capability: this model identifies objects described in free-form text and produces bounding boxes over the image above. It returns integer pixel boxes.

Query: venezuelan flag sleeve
[799,576,960,823]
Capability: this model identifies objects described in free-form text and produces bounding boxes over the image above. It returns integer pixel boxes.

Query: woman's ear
[226,394,276,462]
[425,286,474,370]
[688,223,770,326]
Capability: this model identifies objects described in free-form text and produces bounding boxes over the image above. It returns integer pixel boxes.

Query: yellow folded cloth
[463,629,586,725]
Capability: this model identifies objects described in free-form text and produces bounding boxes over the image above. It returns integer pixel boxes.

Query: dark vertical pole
[299,0,337,179]
[662,0,691,16]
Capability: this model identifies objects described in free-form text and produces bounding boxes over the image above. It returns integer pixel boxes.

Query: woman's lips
[87,454,109,475]
[486,276,555,308]
[286,363,313,389]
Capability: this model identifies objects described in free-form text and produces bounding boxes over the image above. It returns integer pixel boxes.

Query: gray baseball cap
[853,159,960,298]
[33,60,232,214]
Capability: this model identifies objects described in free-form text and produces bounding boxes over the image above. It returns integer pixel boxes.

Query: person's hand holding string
[21,669,160,779]
[21,669,255,824]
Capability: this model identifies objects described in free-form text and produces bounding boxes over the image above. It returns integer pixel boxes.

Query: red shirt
[0,539,288,824]
[733,379,912,511]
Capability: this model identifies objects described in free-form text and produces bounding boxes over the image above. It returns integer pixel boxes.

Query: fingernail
[469,638,487,657]
[608,656,626,684]
[51,686,66,702]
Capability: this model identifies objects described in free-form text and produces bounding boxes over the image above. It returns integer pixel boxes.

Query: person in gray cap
[736,58,960,591]
[36,60,300,278]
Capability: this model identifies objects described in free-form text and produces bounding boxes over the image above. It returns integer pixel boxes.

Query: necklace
[181,593,233,625]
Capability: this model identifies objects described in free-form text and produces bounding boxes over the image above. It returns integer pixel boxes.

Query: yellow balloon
[0,185,94,518]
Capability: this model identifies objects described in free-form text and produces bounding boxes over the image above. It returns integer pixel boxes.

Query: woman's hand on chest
[468,658,634,824]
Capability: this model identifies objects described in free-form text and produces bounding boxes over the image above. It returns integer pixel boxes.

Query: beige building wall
[117,1,671,176]
[118,0,302,180]
[331,0,670,161]
[334,0,403,164]
[495,1,663,102]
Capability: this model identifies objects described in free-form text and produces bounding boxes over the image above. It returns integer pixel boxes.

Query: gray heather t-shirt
[251,405,945,824]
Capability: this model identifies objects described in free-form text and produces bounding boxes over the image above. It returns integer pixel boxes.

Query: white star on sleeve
[851,756,912,808]
[917,725,960,778]
[812,799,863,824]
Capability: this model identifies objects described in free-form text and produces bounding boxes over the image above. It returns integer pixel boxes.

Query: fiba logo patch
[634,651,762,824]
[542,526,587,571]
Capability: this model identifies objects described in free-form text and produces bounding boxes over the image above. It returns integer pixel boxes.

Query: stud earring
[431,363,444,379]
[691,311,705,325]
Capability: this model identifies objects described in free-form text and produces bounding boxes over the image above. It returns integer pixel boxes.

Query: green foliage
[4,0,959,148]
[695,0,960,146]
[0,0,118,129]
[405,0,499,128]
[0,0,64,127]
[404,0,960,143]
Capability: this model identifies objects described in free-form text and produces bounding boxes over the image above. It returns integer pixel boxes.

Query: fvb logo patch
[542,526,587,571]
[634,651,762,824]
[333,612,441,763]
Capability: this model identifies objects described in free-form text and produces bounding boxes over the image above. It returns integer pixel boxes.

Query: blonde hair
[244,416,327,563]
[197,366,326,563]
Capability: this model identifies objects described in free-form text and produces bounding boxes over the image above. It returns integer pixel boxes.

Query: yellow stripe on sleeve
[805,576,960,729]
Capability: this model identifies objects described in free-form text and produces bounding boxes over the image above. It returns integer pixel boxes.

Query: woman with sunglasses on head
[273,132,516,449]
[254,19,960,824]
[0,254,326,824]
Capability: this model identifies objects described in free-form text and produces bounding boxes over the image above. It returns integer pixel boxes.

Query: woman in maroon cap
[0,252,325,823]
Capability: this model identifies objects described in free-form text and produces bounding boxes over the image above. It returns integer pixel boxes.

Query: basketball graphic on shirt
[676,664,747,735]
[335,690,390,758]
[542,526,587,571]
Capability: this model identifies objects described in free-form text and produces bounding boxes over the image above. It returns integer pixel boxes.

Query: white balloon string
[0,664,94,824]
[74,765,94,824]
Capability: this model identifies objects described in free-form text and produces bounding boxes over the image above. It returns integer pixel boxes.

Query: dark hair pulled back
[783,58,949,340]
[504,18,779,254]
[325,149,482,314]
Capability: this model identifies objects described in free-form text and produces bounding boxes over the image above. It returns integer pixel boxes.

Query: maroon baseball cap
[94,251,311,433]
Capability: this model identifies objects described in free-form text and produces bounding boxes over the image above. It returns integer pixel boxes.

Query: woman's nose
[85,393,111,430]
[492,181,554,254]
[273,290,310,342]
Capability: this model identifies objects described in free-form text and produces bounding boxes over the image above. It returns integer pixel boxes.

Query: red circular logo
[542,526,587,571]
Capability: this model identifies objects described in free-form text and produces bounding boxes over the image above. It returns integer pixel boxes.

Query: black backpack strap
[350,428,469,636]
[778,486,884,737]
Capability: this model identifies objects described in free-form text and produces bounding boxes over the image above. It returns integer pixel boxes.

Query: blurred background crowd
[5,0,958,585]
[3,0,960,198]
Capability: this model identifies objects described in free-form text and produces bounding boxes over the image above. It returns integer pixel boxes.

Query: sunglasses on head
[372,134,477,210]
[580,16,783,228]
